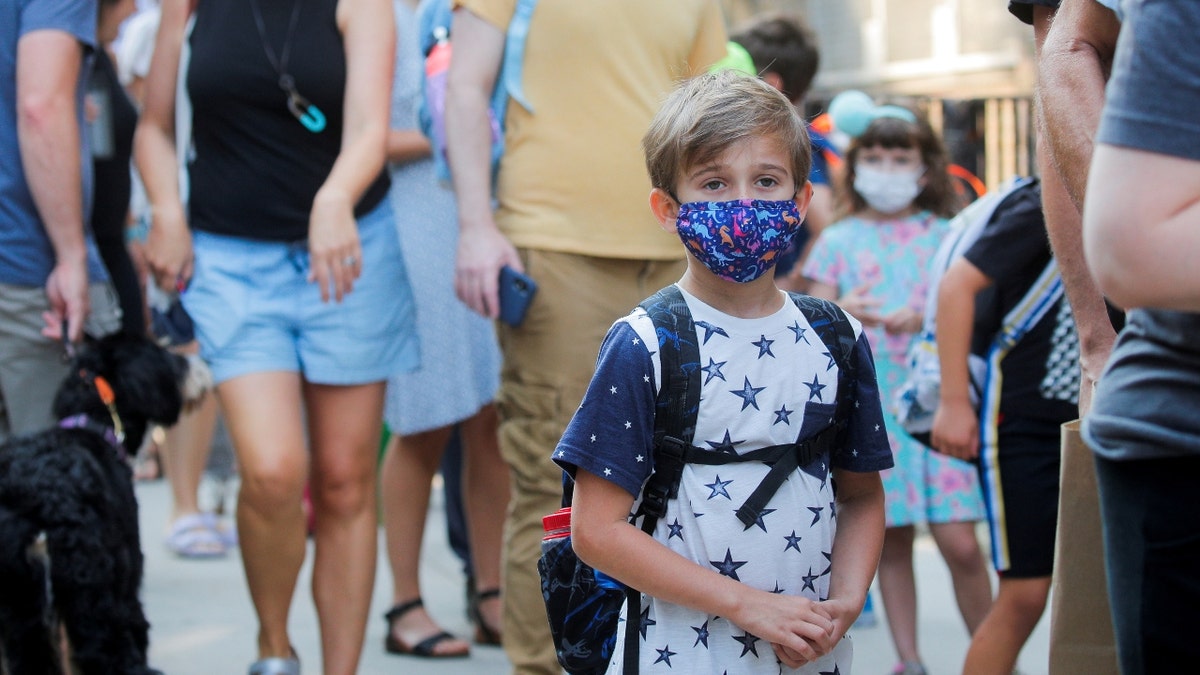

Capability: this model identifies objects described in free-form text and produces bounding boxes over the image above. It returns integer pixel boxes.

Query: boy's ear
[794,180,814,219]
[650,188,680,232]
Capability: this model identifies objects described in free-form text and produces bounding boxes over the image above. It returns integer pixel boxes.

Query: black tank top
[187,0,389,241]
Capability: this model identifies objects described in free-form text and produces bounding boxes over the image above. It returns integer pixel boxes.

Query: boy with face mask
[553,70,891,674]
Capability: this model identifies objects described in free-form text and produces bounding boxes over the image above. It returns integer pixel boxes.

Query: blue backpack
[415,0,537,184]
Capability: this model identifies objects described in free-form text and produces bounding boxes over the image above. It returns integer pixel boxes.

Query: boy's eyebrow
[687,163,722,181]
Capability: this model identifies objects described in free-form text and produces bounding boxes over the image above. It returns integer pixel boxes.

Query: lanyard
[248,0,327,133]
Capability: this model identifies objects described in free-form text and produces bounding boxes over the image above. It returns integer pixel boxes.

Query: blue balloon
[828,90,875,138]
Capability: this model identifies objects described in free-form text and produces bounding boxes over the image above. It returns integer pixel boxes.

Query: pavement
[138,474,1049,674]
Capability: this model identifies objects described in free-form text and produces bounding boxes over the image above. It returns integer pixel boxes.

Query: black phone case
[498,266,537,327]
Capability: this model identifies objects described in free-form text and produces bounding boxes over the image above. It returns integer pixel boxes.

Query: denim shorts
[182,201,418,385]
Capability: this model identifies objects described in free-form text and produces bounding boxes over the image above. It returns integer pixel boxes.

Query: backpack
[538,285,858,675]
[415,0,537,184]
[893,177,1062,444]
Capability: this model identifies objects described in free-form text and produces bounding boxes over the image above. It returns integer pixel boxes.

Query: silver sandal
[248,655,299,675]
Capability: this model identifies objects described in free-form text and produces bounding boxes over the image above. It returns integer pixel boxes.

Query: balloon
[828,90,875,138]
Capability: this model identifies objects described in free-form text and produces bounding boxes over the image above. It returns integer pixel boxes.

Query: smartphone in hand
[498,266,537,327]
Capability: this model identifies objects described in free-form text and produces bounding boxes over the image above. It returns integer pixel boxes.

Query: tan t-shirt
[454,0,728,260]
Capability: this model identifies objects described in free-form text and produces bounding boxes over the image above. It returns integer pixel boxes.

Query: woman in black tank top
[134,1,414,674]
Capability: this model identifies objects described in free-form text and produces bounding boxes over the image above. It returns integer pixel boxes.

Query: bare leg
[306,380,386,675]
[878,525,921,664]
[161,342,218,522]
[928,521,992,634]
[461,403,508,636]
[218,373,308,661]
[379,423,470,655]
[163,396,218,518]
[962,576,1051,674]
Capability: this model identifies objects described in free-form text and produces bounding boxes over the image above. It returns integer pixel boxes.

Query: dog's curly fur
[0,332,207,675]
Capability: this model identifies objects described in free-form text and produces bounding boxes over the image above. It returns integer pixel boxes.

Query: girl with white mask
[803,109,993,675]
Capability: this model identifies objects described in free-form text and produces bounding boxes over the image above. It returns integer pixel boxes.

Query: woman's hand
[308,188,362,303]
[145,202,193,292]
[931,398,979,460]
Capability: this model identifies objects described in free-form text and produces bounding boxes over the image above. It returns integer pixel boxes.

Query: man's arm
[17,29,89,341]
[1036,0,1121,413]
[1084,145,1200,311]
[444,8,521,319]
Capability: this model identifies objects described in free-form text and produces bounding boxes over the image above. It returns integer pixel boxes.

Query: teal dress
[804,211,985,527]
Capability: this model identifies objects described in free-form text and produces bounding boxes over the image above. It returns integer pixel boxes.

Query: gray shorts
[0,282,122,441]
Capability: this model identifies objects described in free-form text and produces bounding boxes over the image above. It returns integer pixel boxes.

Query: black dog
[0,332,208,674]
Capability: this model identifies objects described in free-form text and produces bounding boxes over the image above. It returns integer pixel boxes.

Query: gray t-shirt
[1084,0,1200,460]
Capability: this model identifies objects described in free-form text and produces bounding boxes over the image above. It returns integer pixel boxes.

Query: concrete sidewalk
[138,477,1049,674]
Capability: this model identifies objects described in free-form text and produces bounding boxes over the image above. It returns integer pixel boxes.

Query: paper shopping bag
[1048,420,1118,674]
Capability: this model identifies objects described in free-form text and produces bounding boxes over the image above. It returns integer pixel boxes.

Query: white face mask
[853,164,924,214]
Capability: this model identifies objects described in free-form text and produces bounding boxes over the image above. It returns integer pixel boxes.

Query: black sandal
[383,598,470,658]
[469,588,503,646]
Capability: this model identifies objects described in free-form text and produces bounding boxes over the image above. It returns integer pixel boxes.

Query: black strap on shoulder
[637,285,702,523]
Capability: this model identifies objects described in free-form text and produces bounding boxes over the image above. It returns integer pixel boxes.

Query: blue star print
[667,519,685,540]
[773,405,794,425]
[692,621,710,648]
[808,506,824,526]
[640,605,656,639]
[805,373,826,402]
[822,350,837,370]
[731,377,765,411]
[784,530,803,552]
[654,645,676,666]
[706,430,744,454]
[743,507,776,533]
[801,566,819,593]
[695,320,728,344]
[789,320,811,344]
[710,548,748,581]
[701,357,727,384]
[733,631,761,657]
[705,475,733,500]
[752,334,775,359]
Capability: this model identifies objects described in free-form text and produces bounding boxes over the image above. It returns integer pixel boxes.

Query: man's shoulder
[14,0,96,46]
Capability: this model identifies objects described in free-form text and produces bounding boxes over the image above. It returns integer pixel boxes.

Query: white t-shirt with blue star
[554,286,892,674]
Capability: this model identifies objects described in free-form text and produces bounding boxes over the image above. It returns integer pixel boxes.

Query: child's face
[649,135,814,286]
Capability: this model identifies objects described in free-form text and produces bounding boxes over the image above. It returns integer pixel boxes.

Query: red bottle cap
[542,507,572,533]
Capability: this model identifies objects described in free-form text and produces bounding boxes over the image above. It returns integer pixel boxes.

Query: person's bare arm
[444,8,521,319]
[305,0,395,303]
[1038,0,1119,211]
[820,468,883,631]
[1084,145,1200,311]
[931,258,991,460]
[1036,0,1121,413]
[386,128,432,166]
[133,0,192,292]
[17,29,89,341]
[571,469,838,664]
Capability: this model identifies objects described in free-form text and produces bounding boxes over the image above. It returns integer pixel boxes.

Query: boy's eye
[756,177,780,189]
[702,179,725,191]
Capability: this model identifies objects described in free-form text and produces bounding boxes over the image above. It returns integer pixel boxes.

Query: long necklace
[248,0,327,133]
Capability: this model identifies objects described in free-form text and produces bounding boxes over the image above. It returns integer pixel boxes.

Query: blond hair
[643,69,811,197]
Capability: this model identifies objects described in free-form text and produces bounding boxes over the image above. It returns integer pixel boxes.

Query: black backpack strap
[637,285,702,523]
[616,285,701,674]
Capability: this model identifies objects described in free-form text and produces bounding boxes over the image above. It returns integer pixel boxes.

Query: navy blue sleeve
[553,321,658,497]
[832,333,893,472]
